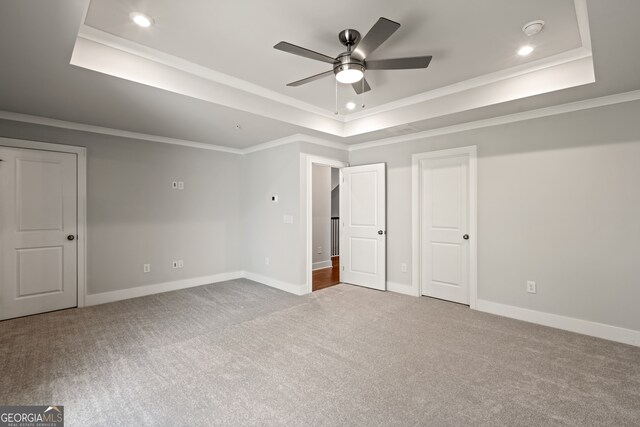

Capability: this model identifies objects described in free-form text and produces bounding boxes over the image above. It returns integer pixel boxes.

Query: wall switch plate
[264,257,270,265]
[178,260,184,268]
[271,195,278,202]
[527,281,537,294]
[283,215,294,224]
[178,181,184,190]
[143,264,151,273]
[172,261,178,269]
[171,181,178,189]
[401,263,407,273]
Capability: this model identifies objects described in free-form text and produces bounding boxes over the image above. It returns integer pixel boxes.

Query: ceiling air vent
[386,123,421,135]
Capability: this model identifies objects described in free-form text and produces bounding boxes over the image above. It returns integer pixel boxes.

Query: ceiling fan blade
[366,56,432,70]
[352,17,400,61]
[352,78,371,95]
[287,70,334,87]
[274,41,336,64]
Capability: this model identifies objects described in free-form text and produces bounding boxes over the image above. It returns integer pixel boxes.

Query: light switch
[283,215,294,224]
[271,195,279,202]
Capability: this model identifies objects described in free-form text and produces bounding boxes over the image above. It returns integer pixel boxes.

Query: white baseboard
[476,299,640,347]
[387,281,419,297]
[85,271,244,306]
[242,271,307,296]
[312,260,333,270]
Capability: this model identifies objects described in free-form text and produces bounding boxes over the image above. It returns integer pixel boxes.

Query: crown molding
[3,90,640,157]
[77,24,591,128]
[75,0,594,138]
[78,25,338,121]
[0,110,244,154]
[347,89,640,151]
[575,0,592,51]
[343,47,592,123]
[243,134,348,154]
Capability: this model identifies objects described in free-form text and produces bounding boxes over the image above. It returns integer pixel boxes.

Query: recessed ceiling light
[517,45,534,56]
[130,12,154,28]
[345,102,356,110]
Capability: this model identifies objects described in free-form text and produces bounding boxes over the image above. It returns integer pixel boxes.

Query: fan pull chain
[361,78,366,109]
[335,79,338,115]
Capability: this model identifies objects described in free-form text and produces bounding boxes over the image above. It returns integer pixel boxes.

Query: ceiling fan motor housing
[334,52,365,77]
[338,29,361,49]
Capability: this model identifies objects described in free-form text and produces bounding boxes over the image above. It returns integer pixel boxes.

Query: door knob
[463,234,469,240]
[378,230,384,235]
[67,235,75,241]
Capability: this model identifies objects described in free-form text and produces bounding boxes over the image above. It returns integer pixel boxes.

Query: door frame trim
[0,137,88,308]
[303,154,348,295]
[412,146,478,308]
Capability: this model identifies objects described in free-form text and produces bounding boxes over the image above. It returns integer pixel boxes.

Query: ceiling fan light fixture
[130,12,154,28]
[335,63,364,84]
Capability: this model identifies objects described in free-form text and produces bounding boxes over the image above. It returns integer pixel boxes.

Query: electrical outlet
[172,261,178,269]
[283,215,293,224]
[527,281,537,294]
[317,246,322,254]
[171,181,178,189]
[401,263,407,273]
[143,264,151,273]
[178,260,184,268]
[265,257,270,265]
[178,181,184,190]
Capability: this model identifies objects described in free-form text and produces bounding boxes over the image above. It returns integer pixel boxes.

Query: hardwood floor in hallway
[312,256,340,291]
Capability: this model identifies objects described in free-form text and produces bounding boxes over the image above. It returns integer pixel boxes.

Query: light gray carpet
[1,279,639,426]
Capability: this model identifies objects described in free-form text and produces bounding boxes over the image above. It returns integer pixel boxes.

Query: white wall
[312,164,331,268]
[349,100,640,332]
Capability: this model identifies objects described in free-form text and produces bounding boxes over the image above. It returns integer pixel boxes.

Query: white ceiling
[1,1,640,150]
[84,0,582,113]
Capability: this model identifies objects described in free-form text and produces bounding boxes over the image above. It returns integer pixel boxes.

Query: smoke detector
[522,20,545,36]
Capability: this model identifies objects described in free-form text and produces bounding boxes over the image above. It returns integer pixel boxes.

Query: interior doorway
[311,165,341,291]
[304,155,387,294]
[0,138,87,320]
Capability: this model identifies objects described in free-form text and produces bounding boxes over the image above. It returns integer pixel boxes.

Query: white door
[0,147,78,320]
[340,163,386,290]
[420,154,470,304]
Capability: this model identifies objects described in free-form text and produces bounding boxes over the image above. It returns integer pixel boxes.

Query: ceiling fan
[274,17,432,94]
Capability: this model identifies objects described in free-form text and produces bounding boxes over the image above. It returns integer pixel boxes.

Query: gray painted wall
[241,142,348,288]
[331,168,340,218]
[0,119,242,295]
[2,100,639,334]
[312,164,331,266]
[349,100,640,331]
